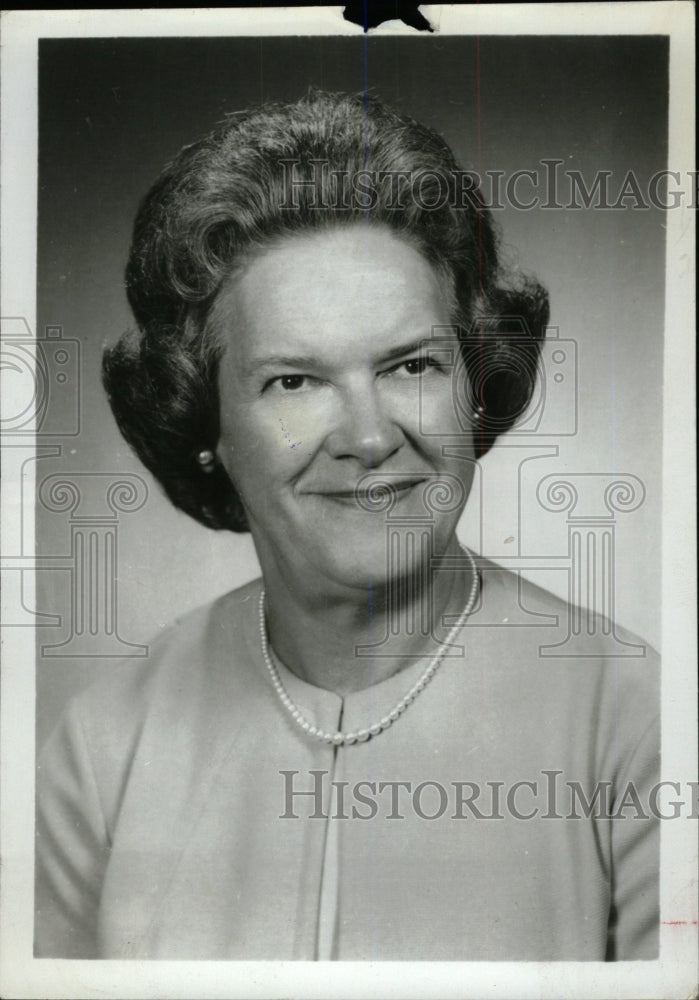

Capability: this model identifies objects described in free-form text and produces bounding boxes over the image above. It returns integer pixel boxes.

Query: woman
[35,91,659,961]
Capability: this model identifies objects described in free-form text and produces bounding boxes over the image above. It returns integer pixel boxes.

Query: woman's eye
[402,357,430,376]
[391,356,444,377]
[270,374,307,391]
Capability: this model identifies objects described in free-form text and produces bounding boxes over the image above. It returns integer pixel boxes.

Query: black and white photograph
[0,5,696,999]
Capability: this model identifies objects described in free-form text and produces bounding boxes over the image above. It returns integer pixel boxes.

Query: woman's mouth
[311,479,427,506]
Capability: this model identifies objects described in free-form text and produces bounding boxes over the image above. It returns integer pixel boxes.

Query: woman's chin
[313,535,432,593]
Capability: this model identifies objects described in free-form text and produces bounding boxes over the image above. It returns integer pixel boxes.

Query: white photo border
[1,5,696,999]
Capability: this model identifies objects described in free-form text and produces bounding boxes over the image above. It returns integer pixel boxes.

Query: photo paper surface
[1,5,696,998]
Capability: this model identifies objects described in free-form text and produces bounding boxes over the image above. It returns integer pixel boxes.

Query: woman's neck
[259,542,475,694]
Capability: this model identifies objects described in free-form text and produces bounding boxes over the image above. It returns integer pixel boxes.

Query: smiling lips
[310,479,426,501]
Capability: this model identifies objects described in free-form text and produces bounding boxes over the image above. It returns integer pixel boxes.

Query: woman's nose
[325,381,404,468]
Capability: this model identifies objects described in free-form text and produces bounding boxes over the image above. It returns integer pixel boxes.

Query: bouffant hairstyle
[103,90,549,532]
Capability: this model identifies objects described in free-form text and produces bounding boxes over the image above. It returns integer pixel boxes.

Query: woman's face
[213,223,476,592]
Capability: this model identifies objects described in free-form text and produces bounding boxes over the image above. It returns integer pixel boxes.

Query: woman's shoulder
[38,577,267,832]
[472,557,659,776]
[477,553,657,640]
[475,555,660,702]
[59,577,264,741]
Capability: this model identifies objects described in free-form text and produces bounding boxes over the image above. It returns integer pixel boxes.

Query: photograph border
[1,5,696,999]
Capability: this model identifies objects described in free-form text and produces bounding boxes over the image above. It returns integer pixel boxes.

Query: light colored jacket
[35,567,660,960]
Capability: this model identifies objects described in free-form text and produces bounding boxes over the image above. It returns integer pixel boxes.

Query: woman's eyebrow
[375,337,434,365]
[244,353,320,376]
[244,337,439,377]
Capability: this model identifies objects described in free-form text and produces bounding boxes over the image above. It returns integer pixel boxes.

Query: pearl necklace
[258,546,479,746]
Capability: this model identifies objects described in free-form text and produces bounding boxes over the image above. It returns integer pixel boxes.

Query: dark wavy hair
[103,90,549,532]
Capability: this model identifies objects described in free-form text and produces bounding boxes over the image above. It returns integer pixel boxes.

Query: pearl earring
[472,405,485,422]
[196,449,216,472]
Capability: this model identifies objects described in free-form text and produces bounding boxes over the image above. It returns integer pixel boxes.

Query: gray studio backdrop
[34,35,667,748]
